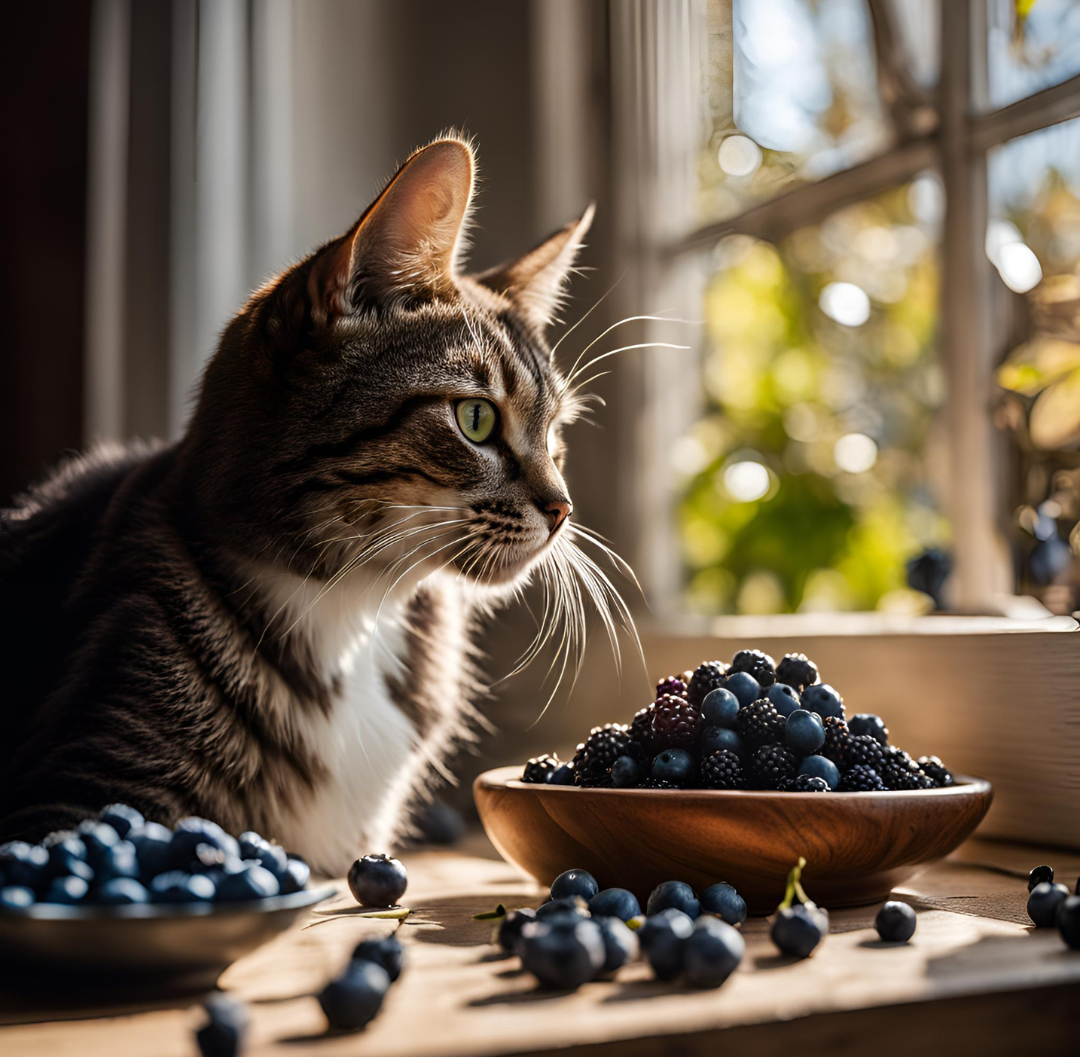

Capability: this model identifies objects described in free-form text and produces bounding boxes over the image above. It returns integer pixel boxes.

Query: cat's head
[185,135,596,593]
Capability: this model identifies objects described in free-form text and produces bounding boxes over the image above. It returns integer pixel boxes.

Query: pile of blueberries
[0,805,309,909]
[522,649,954,793]
[1025,863,1080,949]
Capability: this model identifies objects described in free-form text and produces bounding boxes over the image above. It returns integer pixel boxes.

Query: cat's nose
[541,497,572,535]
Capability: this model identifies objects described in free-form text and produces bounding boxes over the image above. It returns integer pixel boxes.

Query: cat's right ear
[262,137,475,345]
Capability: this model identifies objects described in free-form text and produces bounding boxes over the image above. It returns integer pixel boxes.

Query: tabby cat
[0,136,605,873]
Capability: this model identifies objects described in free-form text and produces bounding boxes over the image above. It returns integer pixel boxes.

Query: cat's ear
[476,204,595,334]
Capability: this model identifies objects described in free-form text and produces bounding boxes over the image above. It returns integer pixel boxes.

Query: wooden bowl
[474,766,992,914]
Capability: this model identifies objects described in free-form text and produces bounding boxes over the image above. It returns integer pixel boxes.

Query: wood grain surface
[2,834,1079,1057]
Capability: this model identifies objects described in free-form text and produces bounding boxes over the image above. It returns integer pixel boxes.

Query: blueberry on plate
[548,763,576,786]
[99,804,145,840]
[497,907,538,952]
[766,683,801,717]
[253,843,289,880]
[129,822,173,881]
[1028,864,1054,892]
[610,755,642,788]
[0,885,36,910]
[536,896,590,920]
[279,857,311,894]
[593,916,639,973]
[93,840,139,883]
[215,864,279,902]
[683,916,745,988]
[196,993,249,1057]
[76,821,121,867]
[0,841,49,889]
[646,880,700,919]
[318,959,391,1031]
[848,713,889,746]
[550,868,599,902]
[651,748,695,786]
[94,877,151,905]
[638,907,694,981]
[785,709,825,757]
[519,917,605,989]
[44,836,94,884]
[151,871,216,904]
[875,900,917,942]
[798,754,841,790]
[801,684,845,721]
[588,887,641,921]
[238,831,272,861]
[43,876,90,904]
[701,687,740,729]
[700,726,745,758]
[170,818,240,867]
[1028,882,1071,928]
[352,934,404,981]
[347,854,407,908]
[722,672,761,709]
[770,858,829,959]
[1059,895,1080,949]
[700,882,746,926]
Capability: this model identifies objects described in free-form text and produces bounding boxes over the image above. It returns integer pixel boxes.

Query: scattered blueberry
[151,871,216,903]
[536,896,590,920]
[646,880,700,920]
[318,959,391,1031]
[550,869,599,902]
[722,672,761,709]
[0,885,35,909]
[348,854,407,908]
[683,916,745,988]
[1028,882,1070,928]
[639,907,694,980]
[798,754,841,790]
[1058,895,1080,949]
[848,713,889,746]
[785,709,825,757]
[216,865,279,902]
[44,876,90,904]
[700,726,745,758]
[519,917,605,989]
[700,882,746,926]
[593,916,640,973]
[770,858,829,958]
[1028,865,1054,892]
[549,764,576,786]
[588,888,641,921]
[875,900,917,942]
[99,804,145,840]
[801,684,844,720]
[701,687,740,728]
[766,683,801,717]
[196,993,249,1057]
[352,935,404,981]
[497,907,538,952]
[610,755,642,787]
[94,878,150,905]
[651,748,695,785]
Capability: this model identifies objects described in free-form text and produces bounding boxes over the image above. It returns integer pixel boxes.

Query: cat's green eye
[456,398,498,443]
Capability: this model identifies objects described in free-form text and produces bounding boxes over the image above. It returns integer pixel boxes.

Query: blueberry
[347,854,407,908]
[519,917,605,989]
[93,840,139,883]
[279,857,311,894]
[1028,864,1054,892]
[43,876,90,904]
[723,672,761,709]
[700,726,745,758]
[801,684,844,720]
[610,755,642,787]
[593,916,639,973]
[352,935,404,981]
[1028,882,1070,928]
[588,887,641,921]
[254,843,289,880]
[638,907,693,980]
[0,885,36,909]
[651,748,695,785]
[683,916,745,987]
[1059,895,1080,949]
[701,687,740,728]
[550,869,599,902]
[875,900,917,942]
[0,840,50,888]
[497,907,538,952]
[94,878,150,905]
[536,896,589,920]
[785,709,825,757]
[238,831,271,861]
[700,882,746,926]
[849,713,889,746]
[318,959,390,1031]
[129,822,173,881]
[771,903,828,958]
[646,880,700,920]
[76,821,121,867]
[798,754,841,790]
[99,804,145,839]
[44,836,94,884]
[195,993,249,1057]
[766,683,801,717]
[151,871,217,903]
[171,818,240,867]
[548,763,575,786]
[215,864,279,902]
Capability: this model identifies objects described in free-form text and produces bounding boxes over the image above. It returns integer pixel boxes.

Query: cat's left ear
[476,204,595,334]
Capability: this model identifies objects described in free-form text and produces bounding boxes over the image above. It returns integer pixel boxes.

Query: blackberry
[687,661,729,708]
[880,747,928,791]
[775,652,819,691]
[700,749,745,790]
[917,755,954,787]
[640,777,680,789]
[785,773,829,792]
[522,755,561,784]
[842,734,885,773]
[751,744,797,790]
[575,771,614,788]
[630,705,659,758]
[819,716,851,764]
[841,765,886,791]
[650,694,703,750]
[735,699,786,747]
[655,675,688,699]
[730,648,776,687]
[573,723,638,785]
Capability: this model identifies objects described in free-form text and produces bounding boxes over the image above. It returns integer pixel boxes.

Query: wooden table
[3,835,1079,1057]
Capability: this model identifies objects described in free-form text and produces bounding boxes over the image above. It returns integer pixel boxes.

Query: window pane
[677,178,948,615]
[699,0,893,223]
[990,118,1080,613]
[985,0,1080,109]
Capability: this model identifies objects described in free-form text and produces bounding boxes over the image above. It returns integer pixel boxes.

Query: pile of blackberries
[0,805,309,909]
[522,649,954,794]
